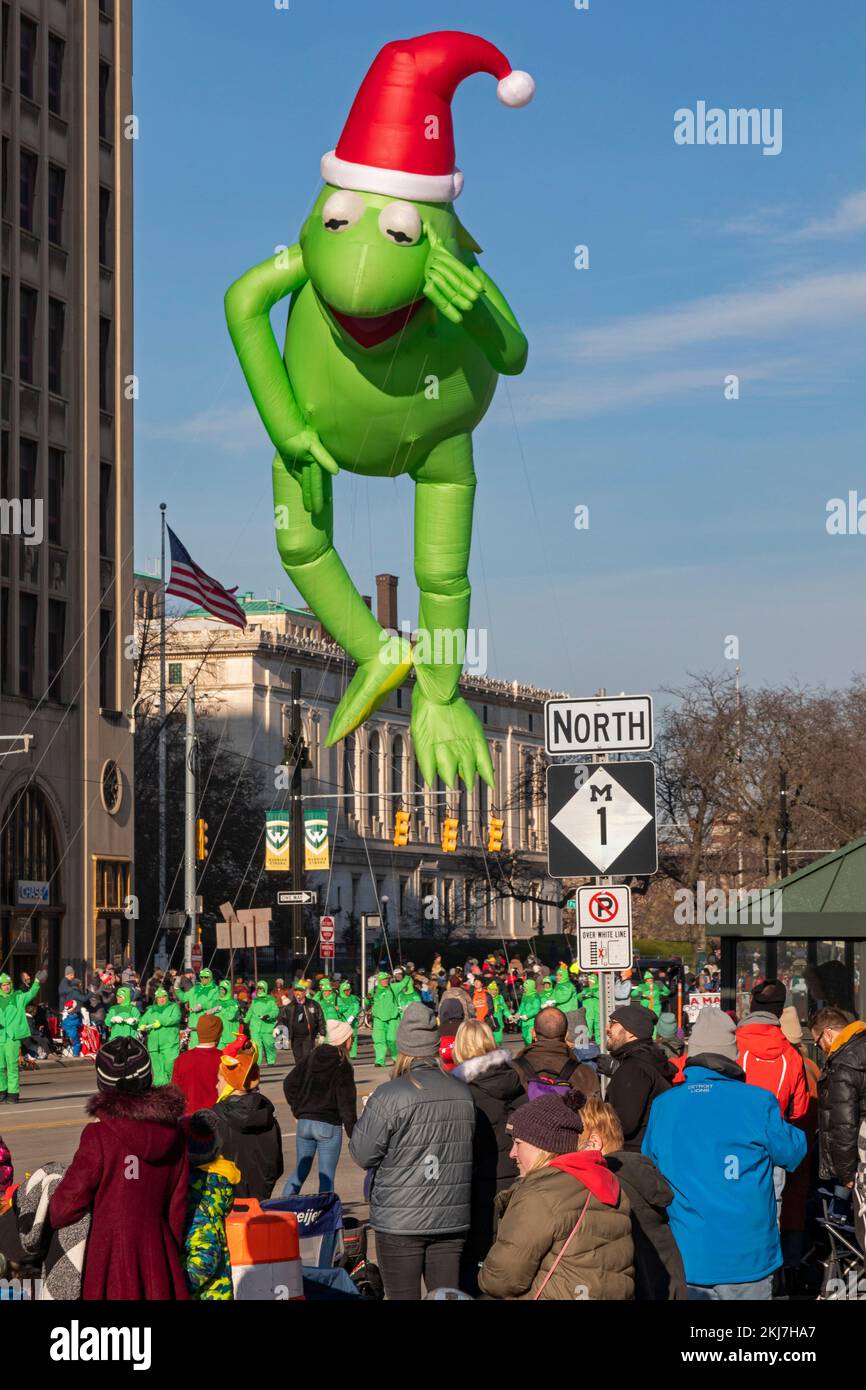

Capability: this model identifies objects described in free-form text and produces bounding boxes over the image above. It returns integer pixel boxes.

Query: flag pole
[158,503,167,957]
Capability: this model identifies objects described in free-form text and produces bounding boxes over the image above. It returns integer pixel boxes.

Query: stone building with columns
[134,572,567,953]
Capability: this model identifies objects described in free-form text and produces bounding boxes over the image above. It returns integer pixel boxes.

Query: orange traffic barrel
[226,1199,304,1300]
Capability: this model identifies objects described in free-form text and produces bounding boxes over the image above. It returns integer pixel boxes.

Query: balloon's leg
[272,455,411,743]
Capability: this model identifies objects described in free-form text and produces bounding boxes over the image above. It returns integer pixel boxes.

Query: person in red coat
[171,1014,223,1115]
[49,1036,189,1300]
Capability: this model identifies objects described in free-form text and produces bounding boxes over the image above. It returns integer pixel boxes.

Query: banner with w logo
[304,809,330,870]
[265,810,291,871]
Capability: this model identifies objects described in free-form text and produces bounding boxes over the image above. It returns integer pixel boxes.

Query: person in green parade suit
[577,974,600,1043]
[105,985,140,1041]
[553,965,579,1015]
[317,980,342,1023]
[370,973,400,1067]
[139,987,182,1086]
[216,979,242,1048]
[336,980,361,1058]
[0,971,44,1101]
[390,968,420,1015]
[244,981,279,1066]
[516,977,541,1048]
[487,979,508,1045]
[176,968,221,1048]
[224,31,533,793]
[539,975,557,1008]
[631,969,670,1015]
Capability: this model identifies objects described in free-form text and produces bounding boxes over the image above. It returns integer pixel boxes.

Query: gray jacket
[349,1060,475,1235]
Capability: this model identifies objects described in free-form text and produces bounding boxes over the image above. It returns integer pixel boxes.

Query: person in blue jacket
[642,1006,806,1301]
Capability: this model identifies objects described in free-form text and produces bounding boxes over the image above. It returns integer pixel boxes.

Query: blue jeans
[687,1275,773,1301]
[284,1119,343,1195]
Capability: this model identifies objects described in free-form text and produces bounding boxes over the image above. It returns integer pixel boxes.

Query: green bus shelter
[717,836,866,1023]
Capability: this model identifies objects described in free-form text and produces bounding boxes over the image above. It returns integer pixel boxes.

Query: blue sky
[133,0,866,701]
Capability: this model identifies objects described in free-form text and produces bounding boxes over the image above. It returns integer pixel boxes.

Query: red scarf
[548,1150,620,1205]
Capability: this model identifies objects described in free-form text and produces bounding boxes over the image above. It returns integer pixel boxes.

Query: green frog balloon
[225,31,533,789]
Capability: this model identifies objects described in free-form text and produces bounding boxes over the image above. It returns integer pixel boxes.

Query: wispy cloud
[789,190,866,241]
[562,268,866,360]
[140,405,262,451]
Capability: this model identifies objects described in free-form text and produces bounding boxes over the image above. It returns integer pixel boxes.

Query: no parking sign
[576,886,632,971]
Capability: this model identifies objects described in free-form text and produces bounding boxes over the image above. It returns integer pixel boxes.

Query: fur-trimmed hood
[86,1085,186,1161]
[452,1048,513,1084]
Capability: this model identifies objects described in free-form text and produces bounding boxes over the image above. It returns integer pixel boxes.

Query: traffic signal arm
[487,816,504,852]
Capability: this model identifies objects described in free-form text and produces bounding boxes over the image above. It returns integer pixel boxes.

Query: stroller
[816,1187,866,1299]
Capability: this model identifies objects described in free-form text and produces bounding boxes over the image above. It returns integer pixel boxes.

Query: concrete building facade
[1,0,134,991]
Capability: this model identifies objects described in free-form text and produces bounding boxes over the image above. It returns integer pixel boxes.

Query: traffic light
[195,817,209,861]
[393,808,410,847]
[441,817,459,853]
[487,816,504,853]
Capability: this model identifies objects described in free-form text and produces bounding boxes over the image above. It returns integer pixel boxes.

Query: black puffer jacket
[605,1149,687,1300]
[606,1040,675,1150]
[349,1060,474,1235]
[283,1043,357,1137]
[451,1048,526,1192]
[817,1023,866,1183]
[215,1090,284,1199]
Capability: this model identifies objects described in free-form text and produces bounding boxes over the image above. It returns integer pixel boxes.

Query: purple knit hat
[508,1092,585,1154]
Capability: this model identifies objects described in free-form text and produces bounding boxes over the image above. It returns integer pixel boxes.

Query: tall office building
[1,0,134,993]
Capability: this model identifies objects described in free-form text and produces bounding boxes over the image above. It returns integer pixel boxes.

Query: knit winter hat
[687,1007,738,1062]
[186,1108,224,1165]
[780,1006,803,1046]
[196,1014,223,1046]
[326,1019,354,1048]
[656,1012,678,1039]
[509,1092,585,1155]
[95,1037,153,1094]
[609,1003,657,1041]
[396,1002,439,1058]
[750,979,786,1019]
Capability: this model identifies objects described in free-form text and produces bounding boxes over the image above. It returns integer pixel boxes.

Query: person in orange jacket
[736,980,809,1122]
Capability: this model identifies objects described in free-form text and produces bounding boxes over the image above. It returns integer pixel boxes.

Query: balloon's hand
[280,430,339,515]
[422,226,485,326]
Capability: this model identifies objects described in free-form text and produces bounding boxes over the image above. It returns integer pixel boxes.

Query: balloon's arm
[224,246,309,455]
[463,267,529,376]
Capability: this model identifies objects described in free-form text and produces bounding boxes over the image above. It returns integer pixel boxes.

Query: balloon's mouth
[324,296,426,348]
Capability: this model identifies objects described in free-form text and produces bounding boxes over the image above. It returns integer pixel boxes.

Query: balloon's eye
[321,190,365,232]
[378,202,422,246]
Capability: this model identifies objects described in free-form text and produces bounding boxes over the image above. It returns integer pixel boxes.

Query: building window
[99,186,111,267]
[99,0,115,20]
[20,149,37,232]
[528,712,533,732]
[442,878,453,923]
[48,298,65,394]
[47,449,64,545]
[47,35,64,116]
[1,6,11,86]
[20,17,38,102]
[99,463,113,558]
[20,437,38,502]
[0,586,9,693]
[1,278,9,376]
[1,432,9,580]
[20,286,38,384]
[1,784,61,904]
[99,607,114,708]
[168,662,183,686]
[482,704,488,724]
[399,875,408,915]
[47,599,65,701]
[1,138,9,219]
[99,62,111,140]
[478,776,488,834]
[390,736,404,831]
[367,731,380,822]
[99,317,113,412]
[48,165,65,245]
[342,734,355,821]
[19,593,37,698]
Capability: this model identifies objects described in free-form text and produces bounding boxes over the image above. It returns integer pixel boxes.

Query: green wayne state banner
[304,808,330,870]
[265,809,329,870]
[264,810,290,871]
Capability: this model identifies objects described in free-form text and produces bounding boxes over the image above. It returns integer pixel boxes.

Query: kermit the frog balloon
[225,31,533,789]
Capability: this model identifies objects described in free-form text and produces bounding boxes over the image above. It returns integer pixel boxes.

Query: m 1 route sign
[545,695,653,756]
[577,885,633,972]
[546,761,657,877]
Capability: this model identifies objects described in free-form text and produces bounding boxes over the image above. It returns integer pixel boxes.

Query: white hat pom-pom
[497,69,535,107]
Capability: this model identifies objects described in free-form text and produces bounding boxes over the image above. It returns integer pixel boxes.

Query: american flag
[165,526,246,629]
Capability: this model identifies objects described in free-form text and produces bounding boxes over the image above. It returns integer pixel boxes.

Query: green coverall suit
[245,980,279,1066]
[631,971,670,1015]
[371,974,399,1067]
[336,981,361,1058]
[487,981,507,1045]
[176,968,221,1048]
[317,983,342,1024]
[0,974,40,1098]
[139,991,182,1086]
[518,977,541,1048]
[216,979,241,1048]
[577,975,600,1043]
[105,986,141,1041]
[553,967,579,1014]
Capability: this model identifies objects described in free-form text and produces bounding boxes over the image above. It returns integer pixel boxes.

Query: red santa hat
[320,30,534,204]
